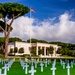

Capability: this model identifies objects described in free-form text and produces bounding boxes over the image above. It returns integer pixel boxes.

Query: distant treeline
[0,37,75,50]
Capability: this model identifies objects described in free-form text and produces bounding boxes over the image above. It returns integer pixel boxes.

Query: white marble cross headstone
[25,63,29,74]
[31,58,34,65]
[73,60,74,63]
[0,69,6,75]
[1,66,7,75]
[34,61,38,68]
[62,62,65,69]
[29,66,36,75]
[48,59,51,65]
[66,63,70,75]
[52,59,56,67]
[40,62,44,72]
[51,66,56,75]
[22,63,26,69]
[2,60,4,65]
[70,61,73,68]
[44,59,47,67]
[0,69,2,75]
[2,64,9,71]
[60,59,63,66]
[40,59,42,63]
[37,58,39,63]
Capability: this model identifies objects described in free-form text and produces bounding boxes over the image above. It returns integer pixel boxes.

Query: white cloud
[1,12,75,43]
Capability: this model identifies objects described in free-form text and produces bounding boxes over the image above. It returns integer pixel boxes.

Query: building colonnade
[32,43,59,57]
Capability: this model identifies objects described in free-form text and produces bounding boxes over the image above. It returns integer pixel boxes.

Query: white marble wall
[8,41,31,55]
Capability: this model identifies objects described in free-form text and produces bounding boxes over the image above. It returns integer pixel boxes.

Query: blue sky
[0,0,75,21]
[0,0,75,43]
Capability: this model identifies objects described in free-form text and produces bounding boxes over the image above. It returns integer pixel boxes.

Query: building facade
[8,41,60,57]
[8,41,31,55]
[31,43,60,57]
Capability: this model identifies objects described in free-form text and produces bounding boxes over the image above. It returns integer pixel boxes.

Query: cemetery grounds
[0,57,75,75]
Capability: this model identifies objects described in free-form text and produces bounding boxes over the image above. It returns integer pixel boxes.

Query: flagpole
[29,8,35,57]
[30,8,31,45]
[30,8,31,18]
[29,7,35,45]
[30,8,32,57]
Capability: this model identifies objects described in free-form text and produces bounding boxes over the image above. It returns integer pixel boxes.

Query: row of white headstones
[20,58,75,75]
[0,59,8,65]
[0,58,75,75]
[0,58,15,75]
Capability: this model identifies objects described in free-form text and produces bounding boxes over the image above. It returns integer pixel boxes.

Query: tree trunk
[4,27,11,58]
[4,36,9,58]
[4,18,14,58]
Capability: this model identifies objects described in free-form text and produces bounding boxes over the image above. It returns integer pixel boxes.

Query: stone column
[44,47,46,56]
[46,47,48,55]
[36,46,38,55]
[53,47,56,57]
[40,46,42,56]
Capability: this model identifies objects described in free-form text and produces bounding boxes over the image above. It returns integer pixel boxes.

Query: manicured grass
[8,61,25,75]
[0,58,75,75]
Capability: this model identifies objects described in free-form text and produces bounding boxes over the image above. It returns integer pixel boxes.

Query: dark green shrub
[14,47,18,54]
[18,47,24,53]
[10,48,14,53]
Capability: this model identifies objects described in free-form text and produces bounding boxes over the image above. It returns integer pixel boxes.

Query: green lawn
[0,58,75,75]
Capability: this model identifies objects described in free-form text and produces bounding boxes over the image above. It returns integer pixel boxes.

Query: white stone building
[31,42,60,57]
[8,41,31,55]
[8,41,60,57]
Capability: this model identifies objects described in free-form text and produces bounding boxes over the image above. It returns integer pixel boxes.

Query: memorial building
[8,41,60,57]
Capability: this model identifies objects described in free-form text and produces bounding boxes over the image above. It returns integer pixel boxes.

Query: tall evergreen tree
[0,3,30,58]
